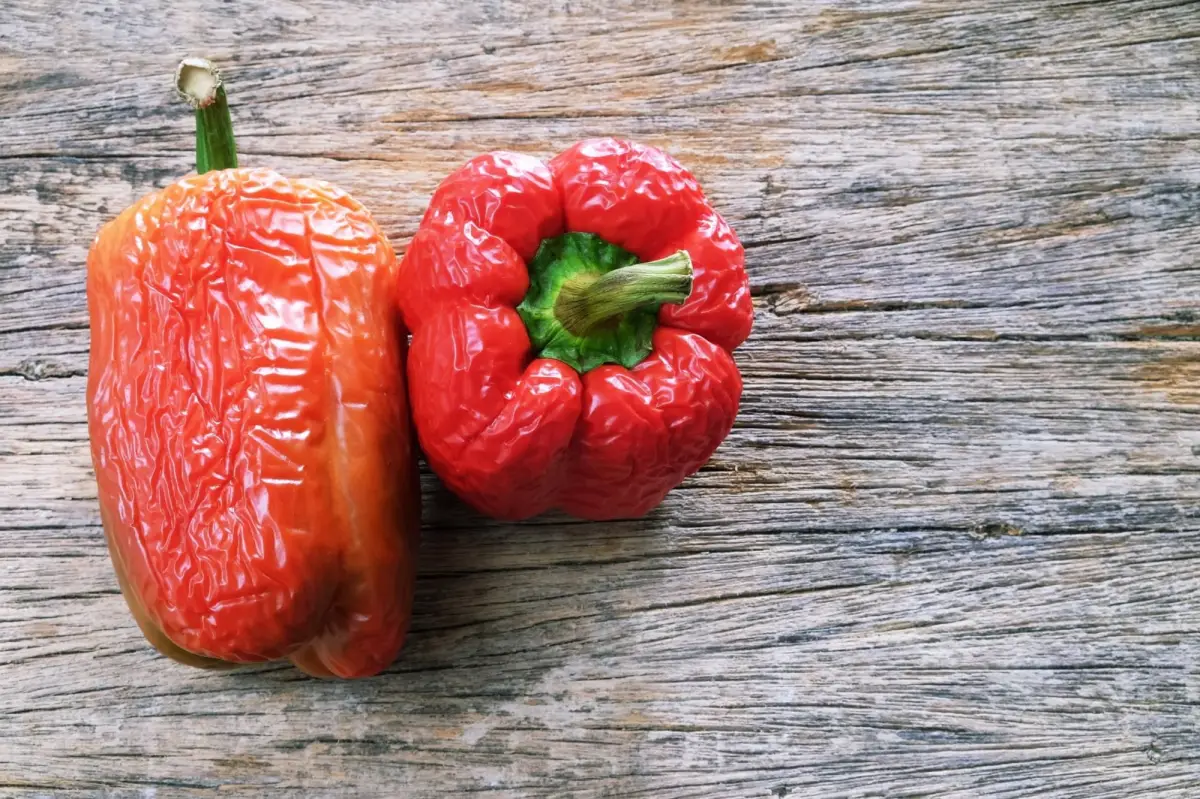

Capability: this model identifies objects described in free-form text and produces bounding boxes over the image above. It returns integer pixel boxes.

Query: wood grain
[2,0,1199,796]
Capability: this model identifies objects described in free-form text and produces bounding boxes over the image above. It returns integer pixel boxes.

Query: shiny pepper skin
[397,138,753,520]
[88,168,420,677]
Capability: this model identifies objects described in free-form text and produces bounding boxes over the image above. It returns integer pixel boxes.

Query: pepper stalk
[554,251,693,336]
[175,57,238,173]
[517,232,695,373]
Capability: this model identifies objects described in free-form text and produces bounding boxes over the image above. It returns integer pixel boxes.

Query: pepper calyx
[517,232,693,373]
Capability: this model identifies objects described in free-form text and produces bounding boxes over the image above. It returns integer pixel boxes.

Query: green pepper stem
[555,250,693,336]
[175,57,238,173]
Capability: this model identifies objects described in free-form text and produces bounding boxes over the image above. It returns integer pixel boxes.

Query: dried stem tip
[174,57,238,173]
[176,58,223,109]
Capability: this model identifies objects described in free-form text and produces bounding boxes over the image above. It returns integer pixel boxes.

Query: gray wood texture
[2,0,1199,796]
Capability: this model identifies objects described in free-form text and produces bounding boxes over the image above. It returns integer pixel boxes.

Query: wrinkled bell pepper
[87,59,420,677]
[397,138,752,520]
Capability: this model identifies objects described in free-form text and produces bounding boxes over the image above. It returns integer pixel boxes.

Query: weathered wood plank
[2,526,1199,797]
[4,333,1197,535]
[1,0,1199,796]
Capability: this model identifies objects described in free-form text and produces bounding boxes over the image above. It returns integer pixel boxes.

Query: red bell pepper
[87,60,420,677]
[397,138,752,520]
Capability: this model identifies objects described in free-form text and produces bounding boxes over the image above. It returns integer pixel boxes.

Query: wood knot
[8,359,82,381]
[1138,353,1200,406]
[759,283,812,315]
[969,522,1023,540]
[718,40,778,64]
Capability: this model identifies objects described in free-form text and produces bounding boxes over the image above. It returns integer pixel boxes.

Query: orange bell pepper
[86,59,419,678]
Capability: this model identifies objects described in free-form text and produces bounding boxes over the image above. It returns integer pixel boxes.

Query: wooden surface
[2,0,1199,796]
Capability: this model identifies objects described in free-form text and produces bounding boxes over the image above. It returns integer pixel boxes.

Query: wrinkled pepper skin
[88,168,420,677]
[398,138,753,520]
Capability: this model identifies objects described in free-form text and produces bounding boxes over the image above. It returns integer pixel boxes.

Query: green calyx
[517,233,693,373]
[175,58,238,173]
